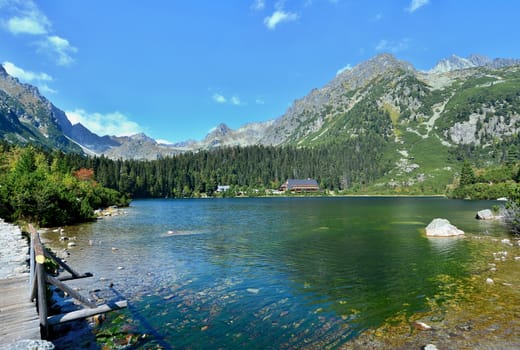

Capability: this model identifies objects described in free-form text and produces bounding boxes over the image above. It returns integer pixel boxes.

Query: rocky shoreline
[0,219,30,279]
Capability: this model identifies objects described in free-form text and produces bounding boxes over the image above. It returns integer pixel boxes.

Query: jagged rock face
[448,113,520,146]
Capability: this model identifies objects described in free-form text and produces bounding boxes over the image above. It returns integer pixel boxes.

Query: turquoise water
[44,197,509,349]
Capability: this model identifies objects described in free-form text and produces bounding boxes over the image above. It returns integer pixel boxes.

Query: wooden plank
[0,275,40,343]
[46,250,83,278]
[46,275,97,308]
[58,272,93,282]
[0,320,40,343]
[47,300,128,326]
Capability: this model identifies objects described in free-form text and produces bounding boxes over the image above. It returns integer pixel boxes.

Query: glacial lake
[42,197,510,348]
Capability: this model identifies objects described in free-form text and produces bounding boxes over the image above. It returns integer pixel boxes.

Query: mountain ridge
[1,53,519,178]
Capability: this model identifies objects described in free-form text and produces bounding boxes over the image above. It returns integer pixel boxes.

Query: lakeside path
[0,219,41,345]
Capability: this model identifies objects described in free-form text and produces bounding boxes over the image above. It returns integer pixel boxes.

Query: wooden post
[29,235,37,301]
[29,225,45,265]
[29,224,48,337]
[36,258,48,338]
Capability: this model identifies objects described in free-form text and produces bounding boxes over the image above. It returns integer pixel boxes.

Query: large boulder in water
[425,218,464,237]
[476,209,494,220]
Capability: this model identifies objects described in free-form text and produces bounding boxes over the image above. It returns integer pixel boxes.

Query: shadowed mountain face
[0,64,118,153]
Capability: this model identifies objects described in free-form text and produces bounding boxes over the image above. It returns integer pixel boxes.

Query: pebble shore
[0,219,30,279]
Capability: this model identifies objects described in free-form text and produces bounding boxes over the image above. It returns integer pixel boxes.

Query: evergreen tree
[459,161,476,186]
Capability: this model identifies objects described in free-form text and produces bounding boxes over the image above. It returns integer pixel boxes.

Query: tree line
[60,140,391,198]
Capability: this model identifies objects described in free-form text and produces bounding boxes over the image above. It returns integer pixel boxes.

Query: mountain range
[1,53,519,188]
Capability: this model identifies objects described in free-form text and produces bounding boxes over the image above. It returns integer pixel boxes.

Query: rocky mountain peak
[429,54,520,74]
[429,54,476,73]
[329,53,414,92]
[467,54,492,66]
[129,132,156,143]
[206,123,231,139]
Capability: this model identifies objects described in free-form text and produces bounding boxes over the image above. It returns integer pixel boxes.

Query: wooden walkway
[0,224,126,345]
[0,275,40,343]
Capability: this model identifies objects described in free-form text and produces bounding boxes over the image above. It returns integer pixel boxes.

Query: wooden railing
[28,224,127,338]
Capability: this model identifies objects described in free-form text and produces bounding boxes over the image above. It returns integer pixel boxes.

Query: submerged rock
[425,218,464,237]
[476,209,495,220]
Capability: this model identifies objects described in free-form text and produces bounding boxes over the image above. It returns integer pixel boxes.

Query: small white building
[216,185,231,192]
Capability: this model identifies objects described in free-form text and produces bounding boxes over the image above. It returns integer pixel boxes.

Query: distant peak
[129,133,156,143]
[361,53,413,71]
[429,53,493,73]
[208,123,231,137]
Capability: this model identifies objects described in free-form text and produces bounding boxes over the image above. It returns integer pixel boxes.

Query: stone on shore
[423,344,438,350]
[0,340,55,350]
[425,218,464,237]
[413,321,432,330]
[476,209,494,220]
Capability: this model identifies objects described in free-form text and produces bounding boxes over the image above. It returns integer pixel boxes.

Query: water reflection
[427,236,465,255]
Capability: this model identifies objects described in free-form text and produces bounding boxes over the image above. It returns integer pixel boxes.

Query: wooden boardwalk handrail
[27,224,127,338]
[29,224,48,337]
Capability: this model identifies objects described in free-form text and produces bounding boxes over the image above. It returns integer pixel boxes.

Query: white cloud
[251,0,265,11]
[375,38,410,53]
[212,93,227,104]
[230,96,241,105]
[2,61,52,82]
[39,35,78,66]
[264,10,299,30]
[255,98,265,105]
[1,0,51,35]
[65,109,143,137]
[212,93,243,106]
[336,64,352,75]
[407,0,429,13]
[1,1,77,66]
[6,15,49,35]
[2,61,57,94]
[38,84,57,94]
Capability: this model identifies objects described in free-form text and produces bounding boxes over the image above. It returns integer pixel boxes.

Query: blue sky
[1,0,519,143]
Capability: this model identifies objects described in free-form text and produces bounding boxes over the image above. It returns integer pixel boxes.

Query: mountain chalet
[280,179,320,192]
